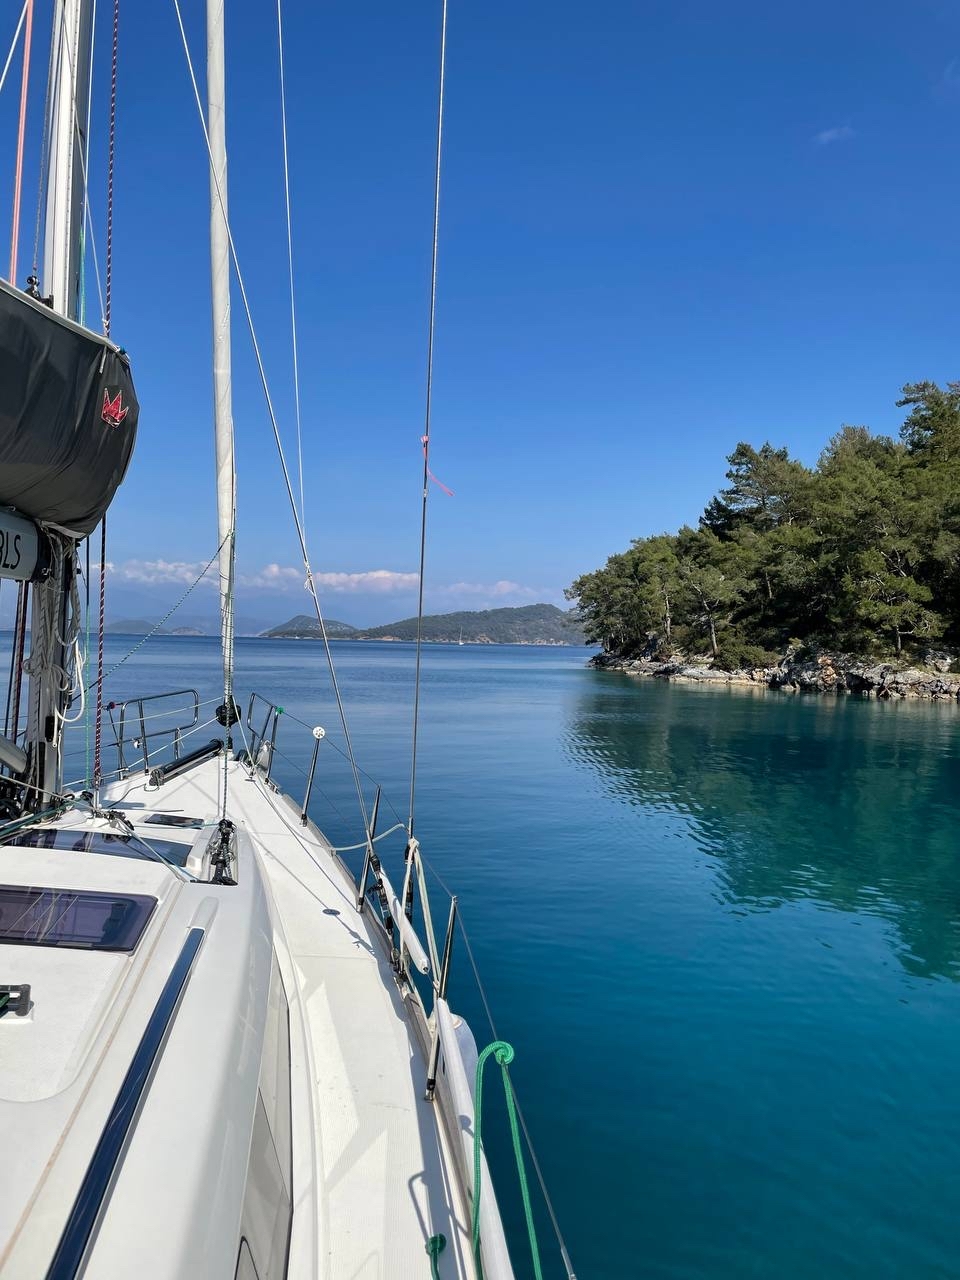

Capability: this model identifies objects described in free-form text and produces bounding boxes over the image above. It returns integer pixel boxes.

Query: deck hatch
[0,886,156,951]
[4,828,192,865]
[140,814,204,829]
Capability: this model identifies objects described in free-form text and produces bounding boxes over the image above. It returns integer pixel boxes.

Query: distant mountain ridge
[105,614,311,638]
[265,604,584,645]
[105,618,171,635]
[105,604,586,646]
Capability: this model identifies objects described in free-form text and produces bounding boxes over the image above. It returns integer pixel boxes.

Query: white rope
[330,822,406,853]
[171,0,374,855]
[0,1,28,103]
[80,180,105,331]
[275,0,305,530]
[120,696,221,726]
[59,635,86,724]
[21,538,81,785]
[173,715,220,744]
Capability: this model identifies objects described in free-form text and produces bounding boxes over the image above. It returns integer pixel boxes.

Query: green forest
[566,382,960,669]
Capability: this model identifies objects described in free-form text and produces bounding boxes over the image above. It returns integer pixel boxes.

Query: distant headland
[263,603,584,646]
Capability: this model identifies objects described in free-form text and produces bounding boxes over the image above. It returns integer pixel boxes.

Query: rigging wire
[162,15,573,1266]
[171,0,374,853]
[455,905,578,1280]
[83,532,91,782]
[78,0,97,323]
[413,842,578,1278]
[408,0,449,839]
[94,0,120,796]
[77,166,105,327]
[93,0,119,795]
[31,2,105,321]
[0,2,28,103]
[103,0,118,338]
[205,0,236,827]
[92,516,106,790]
[8,0,33,282]
[31,0,56,277]
[275,0,306,529]
[52,0,107,321]
[83,536,227,692]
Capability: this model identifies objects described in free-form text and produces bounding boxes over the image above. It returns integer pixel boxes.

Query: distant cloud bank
[103,558,220,587]
[439,579,541,601]
[101,559,555,610]
[304,569,420,594]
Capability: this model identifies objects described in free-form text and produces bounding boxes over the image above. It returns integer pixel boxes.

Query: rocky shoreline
[592,649,960,701]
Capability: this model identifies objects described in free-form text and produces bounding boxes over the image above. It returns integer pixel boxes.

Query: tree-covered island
[567,382,960,692]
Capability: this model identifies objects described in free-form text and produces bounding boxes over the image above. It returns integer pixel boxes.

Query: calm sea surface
[12,636,960,1277]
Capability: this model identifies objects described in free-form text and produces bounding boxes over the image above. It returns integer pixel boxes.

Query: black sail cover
[0,277,139,538]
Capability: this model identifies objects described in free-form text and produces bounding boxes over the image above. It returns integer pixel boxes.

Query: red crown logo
[101,389,128,428]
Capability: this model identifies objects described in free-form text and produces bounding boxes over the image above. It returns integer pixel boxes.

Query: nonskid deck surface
[106,757,475,1280]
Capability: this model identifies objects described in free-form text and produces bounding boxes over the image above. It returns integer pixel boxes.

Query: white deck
[0,756,478,1279]
[186,759,475,1280]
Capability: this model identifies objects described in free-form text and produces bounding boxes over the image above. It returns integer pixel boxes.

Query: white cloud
[101,559,554,606]
[237,563,304,590]
[306,569,421,594]
[102,560,419,594]
[104,558,219,587]
[813,125,855,146]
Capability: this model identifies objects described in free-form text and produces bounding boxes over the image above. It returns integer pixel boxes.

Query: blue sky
[3,0,960,627]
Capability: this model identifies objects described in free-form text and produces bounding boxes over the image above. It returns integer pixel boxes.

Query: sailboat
[0,3,570,1277]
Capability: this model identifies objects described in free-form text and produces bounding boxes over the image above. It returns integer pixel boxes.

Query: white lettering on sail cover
[0,510,39,582]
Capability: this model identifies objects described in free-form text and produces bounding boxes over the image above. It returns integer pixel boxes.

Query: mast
[27,0,94,802]
[42,0,93,314]
[207,0,236,732]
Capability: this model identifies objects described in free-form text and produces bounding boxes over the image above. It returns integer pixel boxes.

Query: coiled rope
[426,1233,446,1280]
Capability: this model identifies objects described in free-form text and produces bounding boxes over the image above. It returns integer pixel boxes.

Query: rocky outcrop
[593,649,960,701]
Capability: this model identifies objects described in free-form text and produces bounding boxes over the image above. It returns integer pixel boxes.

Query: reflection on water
[565,676,960,981]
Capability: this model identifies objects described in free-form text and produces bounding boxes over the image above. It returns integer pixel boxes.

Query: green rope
[426,1233,446,1279]
[0,993,8,1017]
[472,1040,544,1280]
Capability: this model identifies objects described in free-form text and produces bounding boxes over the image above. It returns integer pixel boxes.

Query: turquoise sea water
[12,636,960,1277]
